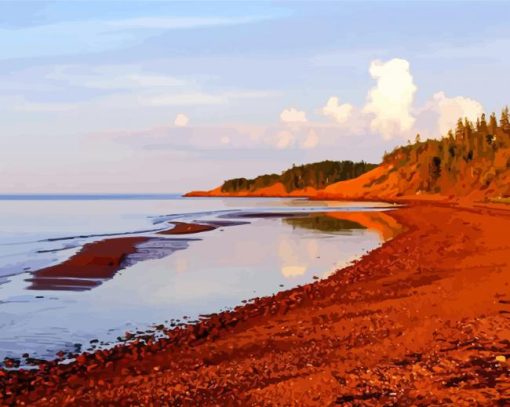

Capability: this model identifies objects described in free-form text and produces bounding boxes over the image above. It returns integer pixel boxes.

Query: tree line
[221,160,378,193]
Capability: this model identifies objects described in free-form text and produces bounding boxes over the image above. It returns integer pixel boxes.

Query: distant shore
[2,200,510,405]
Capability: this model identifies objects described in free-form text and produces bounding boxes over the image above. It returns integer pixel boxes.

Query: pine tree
[480,113,488,134]
[500,106,510,131]
[455,118,464,140]
[489,113,498,134]
[463,118,474,155]
[477,113,488,157]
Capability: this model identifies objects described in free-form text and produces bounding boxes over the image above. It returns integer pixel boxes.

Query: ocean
[0,195,394,362]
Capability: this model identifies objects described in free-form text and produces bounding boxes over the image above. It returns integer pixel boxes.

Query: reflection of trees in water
[284,214,365,233]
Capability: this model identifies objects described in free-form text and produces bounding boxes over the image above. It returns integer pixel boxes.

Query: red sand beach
[28,222,217,291]
[2,202,510,405]
[158,222,217,235]
[27,237,149,291]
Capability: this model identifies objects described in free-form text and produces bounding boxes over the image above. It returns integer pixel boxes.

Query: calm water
[0,195,397,362]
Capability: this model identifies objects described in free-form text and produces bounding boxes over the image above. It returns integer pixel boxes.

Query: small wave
[150,209,241,225]
[42,227,164,242]
[36,244,80,254]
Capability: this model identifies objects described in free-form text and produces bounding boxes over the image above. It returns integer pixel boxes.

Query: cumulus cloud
[321,97,353,124]
[174,113,189,127]
[363,58,417,139]
[431,91,484,136]
[95,57,486,157]
[301,129,319,149]
[280,107,307,123]
[275,130,295,149]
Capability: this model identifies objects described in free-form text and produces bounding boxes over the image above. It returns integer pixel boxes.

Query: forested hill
[320,106,510,201]
[187,106,510,201]
[381,108,510,196]
[220,160,377,193]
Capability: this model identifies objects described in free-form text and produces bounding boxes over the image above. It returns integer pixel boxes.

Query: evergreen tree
[489,113,498,133]
[221,160,378,193]
[455,118,464,140]
[222,106,510,197]
[500,106,510,130]
[479,113,488,134]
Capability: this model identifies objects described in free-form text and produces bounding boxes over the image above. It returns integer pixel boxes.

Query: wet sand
[27,237,149,291]
[28,222,216,291]
[157,222,217,235]
[3,203,510,405]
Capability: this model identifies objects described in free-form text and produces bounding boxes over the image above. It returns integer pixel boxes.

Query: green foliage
[220,160,377,193]
[383,106,510,192]
[221,174,279,192]
[279,160,377,192]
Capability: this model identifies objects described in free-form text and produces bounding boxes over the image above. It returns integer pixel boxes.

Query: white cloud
[363,58,417,139]
[14,64,280,114]
[47,66,186,90]
[275,130,295,149]
[220,136,230,144]
[321,96,353,124]
[431,91,484,135]
[0,15,275,60]
[280,107,307,123]
[174,113,189,127]
[301,129,319,149]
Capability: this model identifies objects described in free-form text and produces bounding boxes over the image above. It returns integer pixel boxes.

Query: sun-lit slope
[317,164,397,200]
[317,161,446,201]
[320,142,510,202]
[187,109,510,202]
[322,110,510,201]
[190,108,510,201]
[185,160,375,198]
[186,163,423,200]
[186,182,319,197]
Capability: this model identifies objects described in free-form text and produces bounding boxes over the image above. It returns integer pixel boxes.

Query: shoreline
[3,202,510,404]
[157,221,217,235]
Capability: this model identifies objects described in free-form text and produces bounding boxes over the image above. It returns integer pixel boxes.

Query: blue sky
[1,1,509,192]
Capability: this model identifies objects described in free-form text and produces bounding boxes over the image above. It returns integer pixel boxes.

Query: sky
[1,1,510,193]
